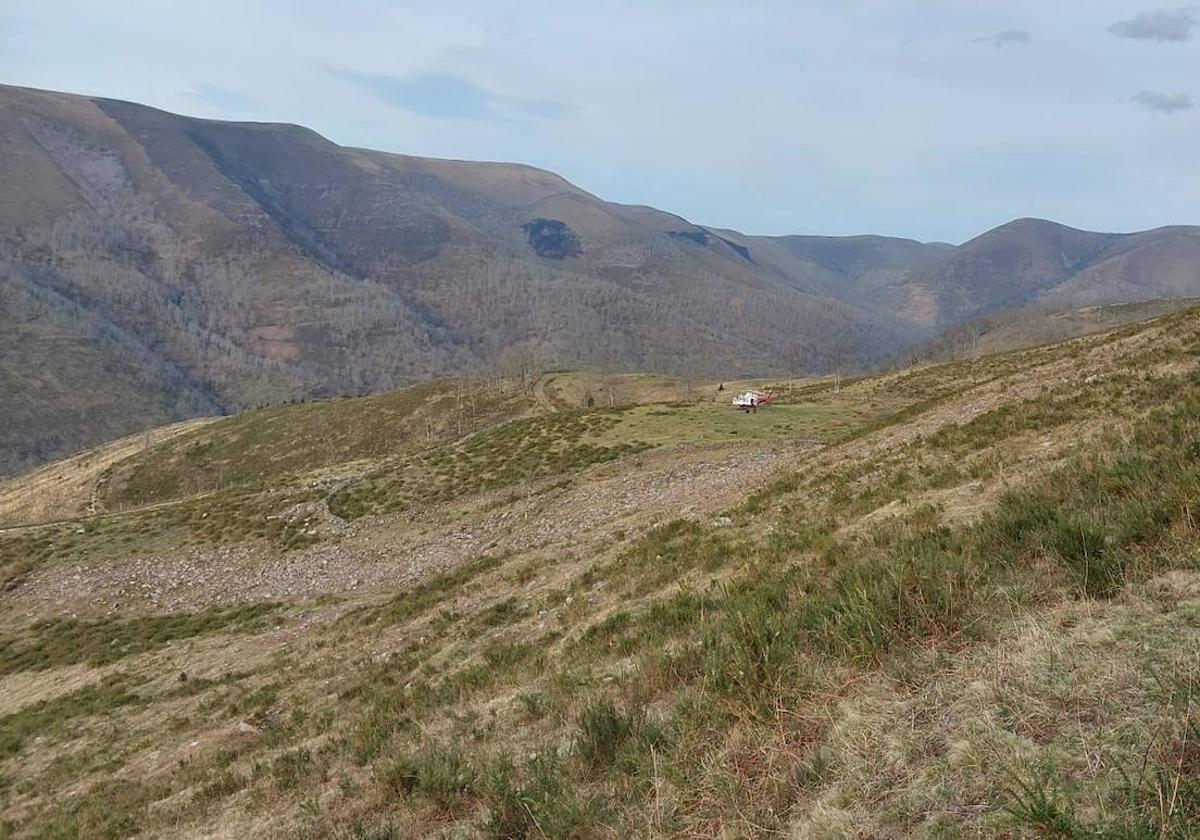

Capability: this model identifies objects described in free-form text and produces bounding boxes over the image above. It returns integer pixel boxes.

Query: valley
[3,83,1200,475]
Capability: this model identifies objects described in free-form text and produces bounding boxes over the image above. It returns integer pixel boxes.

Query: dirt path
[531,372,572,411]
[0,418,217,529]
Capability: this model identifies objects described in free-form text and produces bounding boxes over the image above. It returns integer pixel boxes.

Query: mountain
[880,217,1200,327]
[903,298,1200,364]
[2,83,1199,475]
[0,83,944,474]
[3,306,1199,836]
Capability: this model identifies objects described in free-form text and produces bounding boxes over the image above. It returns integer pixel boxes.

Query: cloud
[975,29,1033,48]
[333,70,564,122]
[1132,90,1194,112]
[1109,7,1196,41]
[5,1,1200,243]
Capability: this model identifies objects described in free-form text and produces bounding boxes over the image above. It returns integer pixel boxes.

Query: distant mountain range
[1,82,1198,473]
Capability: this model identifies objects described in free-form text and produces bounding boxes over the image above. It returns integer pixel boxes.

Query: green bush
[263,748,323,791]
[575,699,646,771]
[1045,516,1125,598]
[483,754,601,839]
[377,746,478,809]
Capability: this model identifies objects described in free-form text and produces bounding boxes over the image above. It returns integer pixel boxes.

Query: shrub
[575,699,644,771]
[377,746,478,809]
[702,577,799,712]
[263,748,323,791]
[1045,516,1125,598]
[483,753,600,839]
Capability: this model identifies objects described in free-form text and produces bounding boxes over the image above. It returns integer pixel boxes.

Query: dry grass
[793,575,1200,837]
[2,307,1200,838]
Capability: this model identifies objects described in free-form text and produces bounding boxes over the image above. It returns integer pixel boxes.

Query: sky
[1,1,1196,243]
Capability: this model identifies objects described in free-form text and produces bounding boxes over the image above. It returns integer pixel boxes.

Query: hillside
[0,83,931,474]
[5,83,1200,476]
[880,218,1200,327]
[905,298,1200,364]
[1,307,1198,837]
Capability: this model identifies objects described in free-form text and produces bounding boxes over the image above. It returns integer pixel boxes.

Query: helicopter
[731,390,776,412]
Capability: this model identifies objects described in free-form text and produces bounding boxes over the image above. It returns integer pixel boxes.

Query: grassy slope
[0,419,216,528]
[1,310,1199,838]
[95,380,526,510]
[911,298,1199,364]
